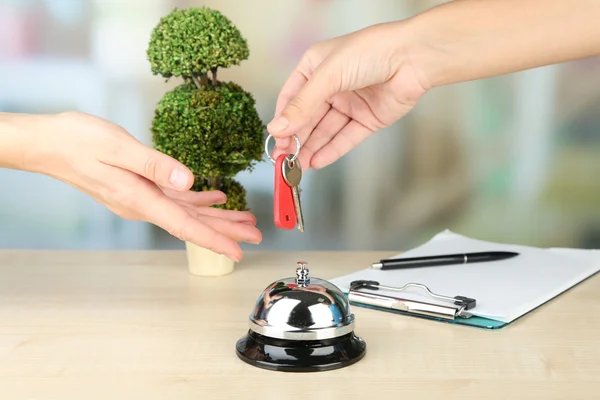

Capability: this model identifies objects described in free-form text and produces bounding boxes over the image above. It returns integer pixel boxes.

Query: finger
[267,58,340,142]
[274,69,309,117]
[271,49,326,151]
[310,120,373,169]
[273,47,323,117]
[280,101,331,153]
[272,70,309,151]
[104,138,194,191]
[162,187,227,206]
[94,166,244,260]
[173,199,257,225]
[138,183,245,261]
[270,103,331,165]
[179,203,262,244]
[273,137,291,152]
[297,107,350,169]
[327,88,389,132]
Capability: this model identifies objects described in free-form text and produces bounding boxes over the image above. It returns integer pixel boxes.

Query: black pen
[370,251,519,270]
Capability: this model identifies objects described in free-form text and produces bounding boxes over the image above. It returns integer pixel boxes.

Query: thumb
[267,60,340,138]
[108,140,194,191]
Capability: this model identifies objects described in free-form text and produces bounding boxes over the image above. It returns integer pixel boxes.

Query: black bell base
[235,330,366,372]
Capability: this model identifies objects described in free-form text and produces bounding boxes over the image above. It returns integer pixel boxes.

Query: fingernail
[225,254,240,262]
[267,116,289,133]
[169,168,188,189]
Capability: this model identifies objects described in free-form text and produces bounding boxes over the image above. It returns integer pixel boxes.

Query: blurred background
[1,0,599,252]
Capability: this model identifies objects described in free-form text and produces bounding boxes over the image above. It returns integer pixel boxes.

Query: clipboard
[330,230,600,330]
[347,279,506,329]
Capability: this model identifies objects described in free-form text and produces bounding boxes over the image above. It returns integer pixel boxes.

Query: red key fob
[274,153,297,229]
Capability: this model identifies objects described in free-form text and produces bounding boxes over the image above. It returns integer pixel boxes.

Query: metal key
[282,154,304,232]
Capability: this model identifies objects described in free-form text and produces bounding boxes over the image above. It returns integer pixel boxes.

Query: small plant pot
[185,241,236,276]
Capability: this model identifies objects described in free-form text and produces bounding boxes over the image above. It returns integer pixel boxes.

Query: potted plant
[146,7,265,276]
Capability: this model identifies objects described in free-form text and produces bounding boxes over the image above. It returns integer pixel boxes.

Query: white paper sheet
[329,230,600,322]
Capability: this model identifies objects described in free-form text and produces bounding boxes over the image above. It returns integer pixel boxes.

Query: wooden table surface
[1,250,599,399]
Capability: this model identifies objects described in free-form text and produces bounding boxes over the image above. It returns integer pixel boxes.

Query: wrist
[0,113,40,172]
[402,0,600,89]
[385,18,437,92]
[0,112,63,175]
[399,11,461,91]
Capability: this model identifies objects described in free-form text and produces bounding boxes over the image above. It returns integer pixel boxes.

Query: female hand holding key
[267,0,600,170]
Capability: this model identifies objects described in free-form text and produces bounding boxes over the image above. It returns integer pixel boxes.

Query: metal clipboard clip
[348,280,477,320]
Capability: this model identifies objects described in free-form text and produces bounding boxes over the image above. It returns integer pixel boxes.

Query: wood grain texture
[1,250,599,400]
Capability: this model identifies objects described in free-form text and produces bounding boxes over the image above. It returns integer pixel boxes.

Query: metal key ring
[264,134,301,164]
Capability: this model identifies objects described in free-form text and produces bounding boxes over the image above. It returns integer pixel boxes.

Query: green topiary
[147,7,249,80]
[152,82,264,179]
[191,178,248,211]
[147,7,264,212]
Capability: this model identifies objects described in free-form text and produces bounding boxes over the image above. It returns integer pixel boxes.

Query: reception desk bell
[235,261,367,372]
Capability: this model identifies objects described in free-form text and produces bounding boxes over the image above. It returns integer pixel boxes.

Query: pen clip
[348,280,476,320]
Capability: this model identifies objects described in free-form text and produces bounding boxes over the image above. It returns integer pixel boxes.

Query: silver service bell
[235,261,367,372]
